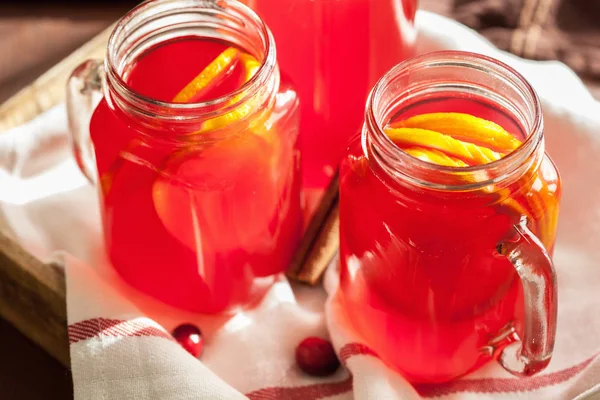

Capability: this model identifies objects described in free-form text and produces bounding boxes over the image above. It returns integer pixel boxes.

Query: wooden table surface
[0,1,596,399]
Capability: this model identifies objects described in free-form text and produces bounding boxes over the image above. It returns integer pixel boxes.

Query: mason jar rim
[104,0,278,128]
[364,50,544,192]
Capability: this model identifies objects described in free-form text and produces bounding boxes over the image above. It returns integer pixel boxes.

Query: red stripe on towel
[339,342,379,364]
[68,317,172,344]
[66,319,597,399]
[338,342,598,397]
[414,353,598,397]
[246,376,352,400]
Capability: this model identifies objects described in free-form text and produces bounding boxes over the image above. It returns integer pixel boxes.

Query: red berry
[172,323,203,357]
[295,337,340,376]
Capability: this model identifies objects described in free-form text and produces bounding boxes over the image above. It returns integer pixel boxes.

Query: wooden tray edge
[0,234,69,366]
[0,23,116,368]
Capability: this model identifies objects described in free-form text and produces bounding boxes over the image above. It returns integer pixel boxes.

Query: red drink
[70,0,302,313]
[339,53,560,382]
[241,0,418,189]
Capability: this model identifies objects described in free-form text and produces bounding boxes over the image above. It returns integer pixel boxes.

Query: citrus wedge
[386,115,555,241]
[199,53,263,133]
[403,147,469,167]
[152,134,278,252]
[240,53,261,82]
[385,127,502,165]
[201,103,255,132]
[397,145,528,222]
[172,47,240,103]
[545,192,559,247]
[389,112,522,153]
[524,177,556,246]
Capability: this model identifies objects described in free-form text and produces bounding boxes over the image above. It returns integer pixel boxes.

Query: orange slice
[201,103,255,132]
[525,176,559,247]
[387,115,555,244]
[153,134,278,252]
[385,127,502,165]
[397,145,528,223]
[389,112,522,153]
[199,53,263,133]
[545,192,559,248]
[403,147,469,167]
[172,47,240,103]
[240,53,261,82]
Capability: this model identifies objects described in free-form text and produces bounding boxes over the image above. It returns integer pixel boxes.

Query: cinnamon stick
[287,173,340,285]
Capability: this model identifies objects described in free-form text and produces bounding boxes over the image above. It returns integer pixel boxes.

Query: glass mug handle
[494,219,558,376]
[66,59,104,184]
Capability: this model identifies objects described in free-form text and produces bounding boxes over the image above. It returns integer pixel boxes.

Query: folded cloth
[453,0,600,82]
[2,10,600,400]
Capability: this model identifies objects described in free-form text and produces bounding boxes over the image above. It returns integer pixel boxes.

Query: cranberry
[295,337,340,376]
[172,323,203,357]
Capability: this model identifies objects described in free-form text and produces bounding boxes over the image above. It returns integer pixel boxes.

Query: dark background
[0,0,452,104]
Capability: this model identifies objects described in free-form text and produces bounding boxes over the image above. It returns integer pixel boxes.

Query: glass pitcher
[241,0,418,190]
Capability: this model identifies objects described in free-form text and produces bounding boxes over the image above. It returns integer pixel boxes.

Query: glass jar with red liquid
[240,0,418,192]
[67,0,302,313]
[339,52,560,382]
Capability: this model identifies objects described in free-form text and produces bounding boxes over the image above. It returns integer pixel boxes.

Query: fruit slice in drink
[384,112,553,240]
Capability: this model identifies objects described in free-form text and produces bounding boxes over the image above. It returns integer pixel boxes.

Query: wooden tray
[0,24,115,368]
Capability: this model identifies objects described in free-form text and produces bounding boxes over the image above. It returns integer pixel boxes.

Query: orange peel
[385,127,502,165]
[387,114,556,248]
[169,48,273,138]
[403,147,469,167]
[240,53,261,82]
[199,53,263,133]
[390,135,530,224]
[525,178,558,247]
[390,112,522,153]
[172,47,240,103]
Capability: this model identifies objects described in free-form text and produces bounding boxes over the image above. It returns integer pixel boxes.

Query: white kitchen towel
[2,11,600,400]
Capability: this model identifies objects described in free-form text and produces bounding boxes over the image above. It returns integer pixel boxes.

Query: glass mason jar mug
[339,52,560,383]
[67,0,302,313]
